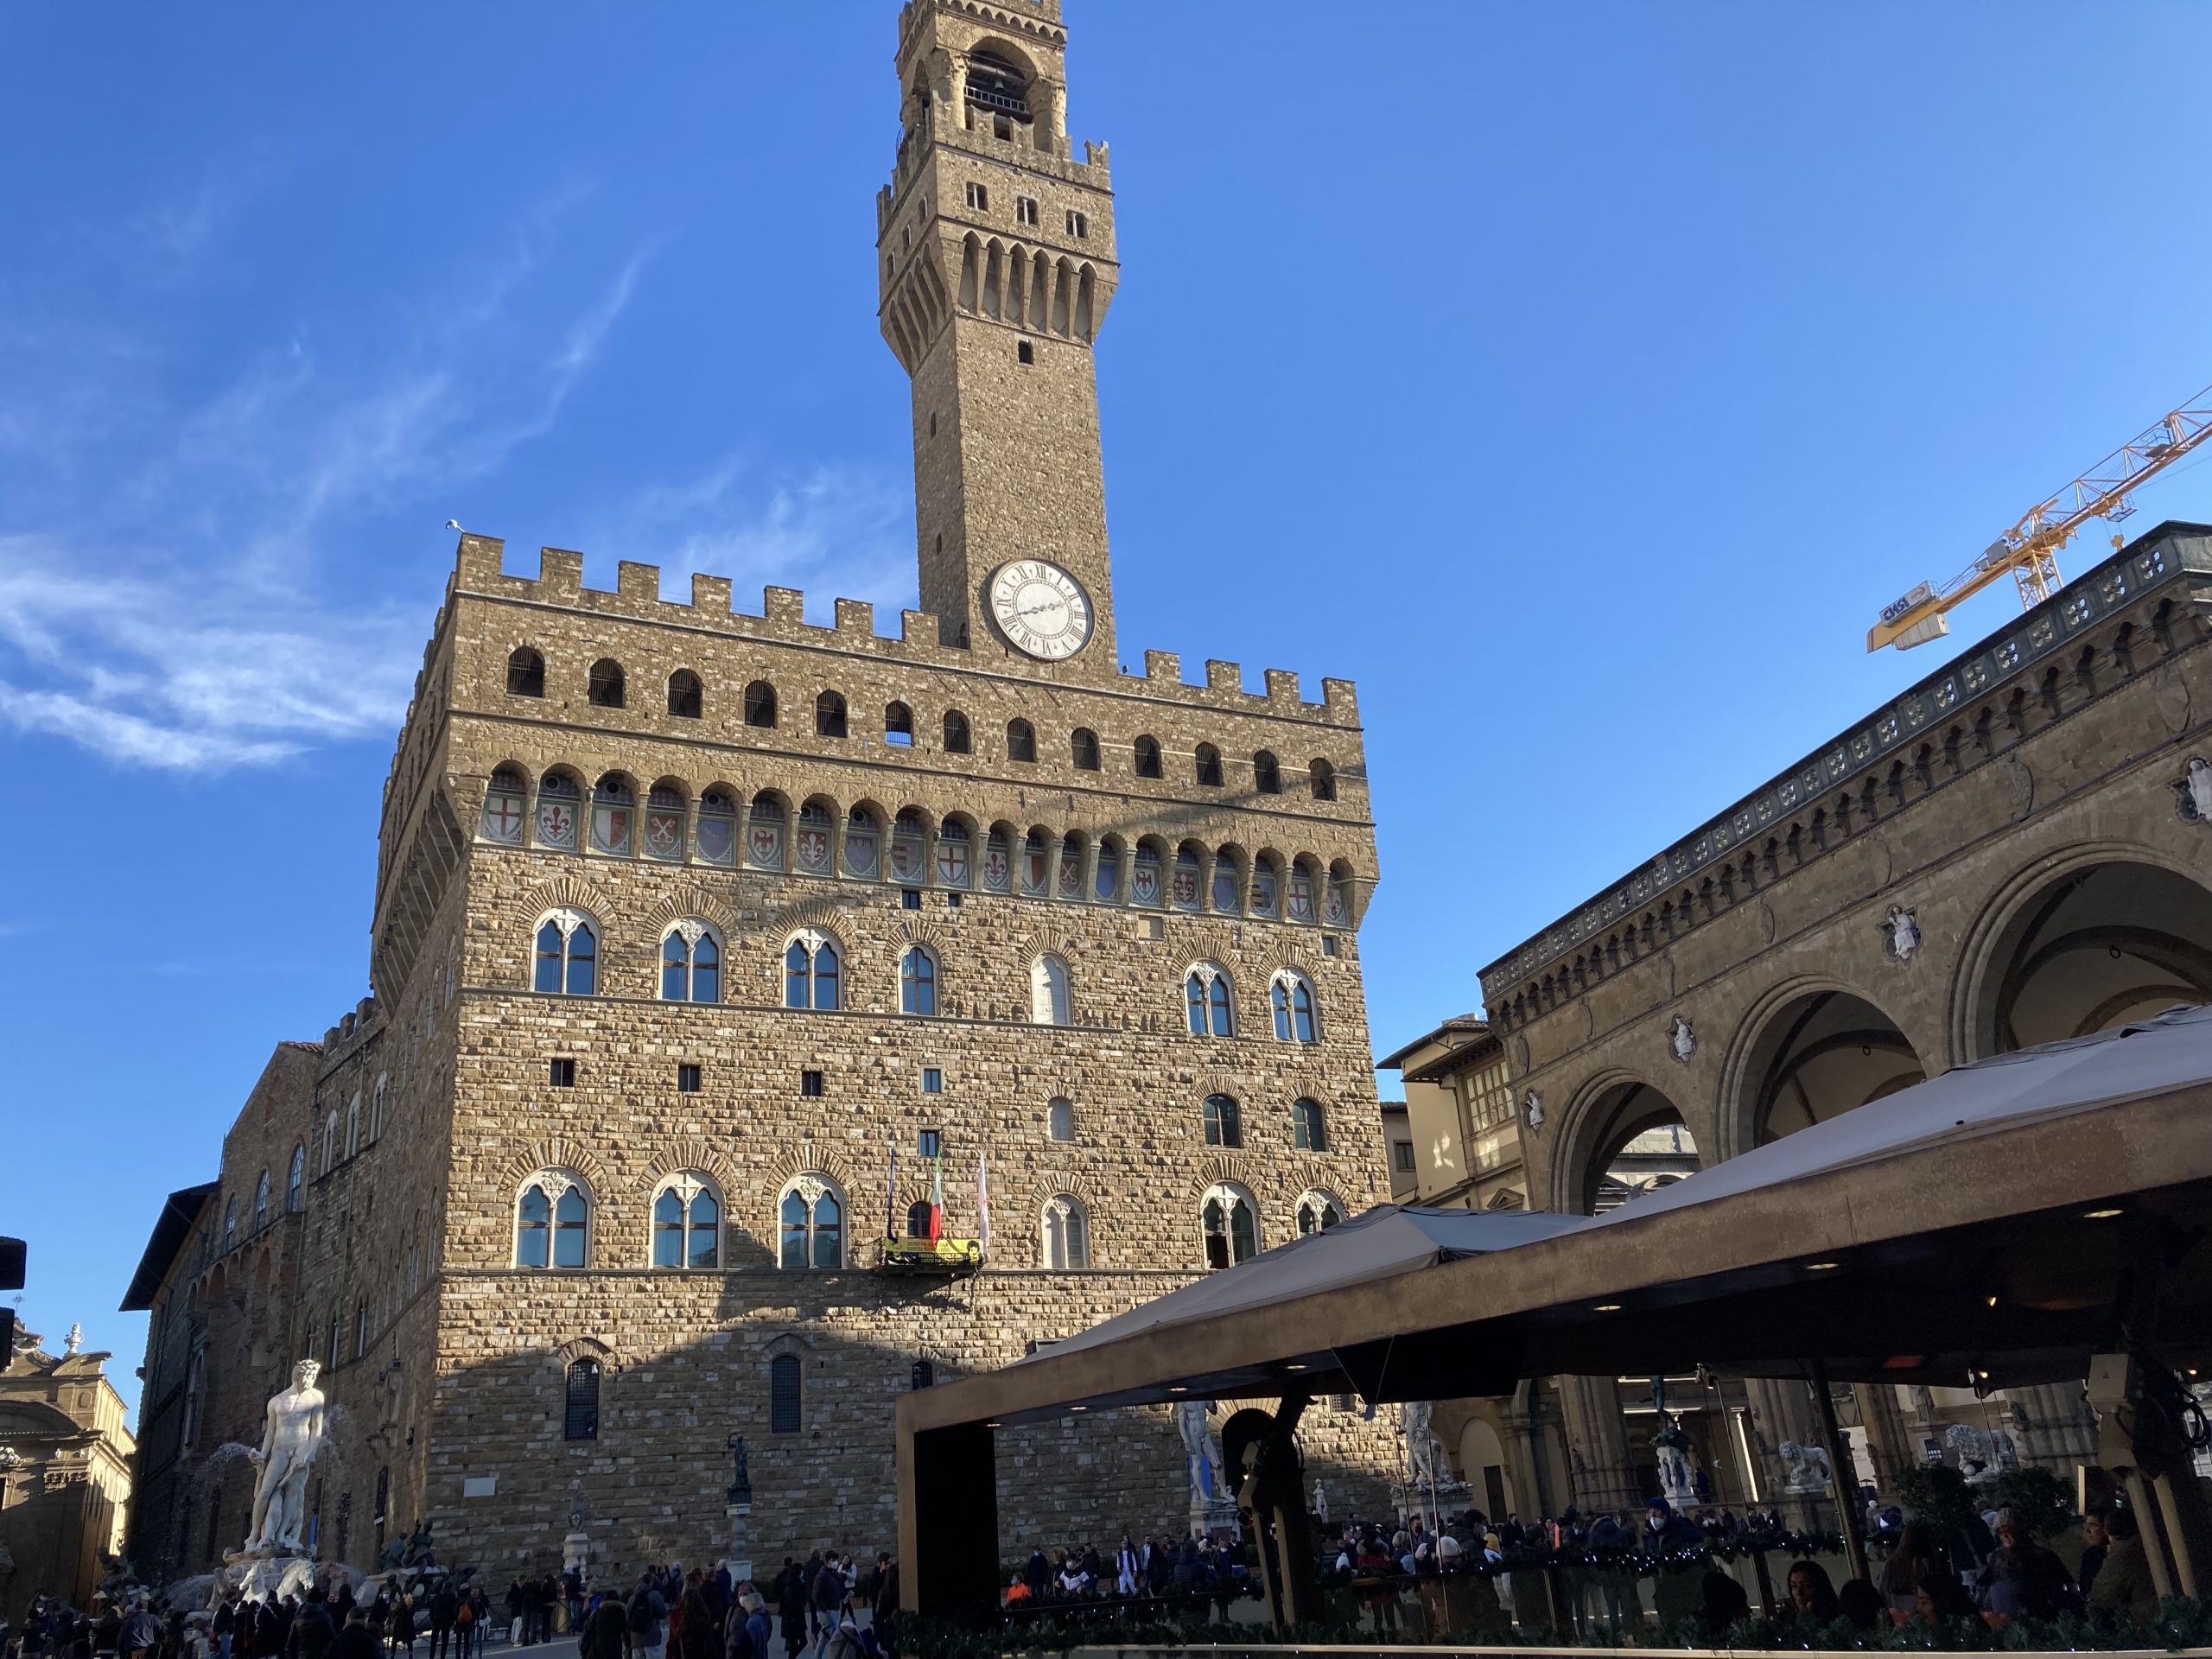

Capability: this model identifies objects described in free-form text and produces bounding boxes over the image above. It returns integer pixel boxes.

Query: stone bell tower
[875,0,1121,674]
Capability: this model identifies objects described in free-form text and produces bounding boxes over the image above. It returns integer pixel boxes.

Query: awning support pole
[1808,1358,1870,1584]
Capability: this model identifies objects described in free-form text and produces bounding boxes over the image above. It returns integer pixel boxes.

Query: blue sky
[8,3,2212,1414]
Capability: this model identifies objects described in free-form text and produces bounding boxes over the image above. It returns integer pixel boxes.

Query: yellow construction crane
[1868,383,2212,651]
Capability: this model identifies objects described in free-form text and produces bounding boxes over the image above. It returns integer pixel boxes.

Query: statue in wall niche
[2179,755,2212,823]
[1669,1015,1697,1064]
[1776,1440,1831,1495]
[1882,904,1922,962]
[244,1359,327,1554]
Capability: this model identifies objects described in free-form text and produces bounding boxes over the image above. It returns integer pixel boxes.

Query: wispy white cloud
[585,454,916,626]
[0,184,653,772]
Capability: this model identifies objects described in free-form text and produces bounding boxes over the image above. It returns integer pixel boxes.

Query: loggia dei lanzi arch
[1382,520,2212,1524]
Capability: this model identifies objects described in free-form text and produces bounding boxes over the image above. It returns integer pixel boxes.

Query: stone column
[1745,1376,1830,1529]
[1556,1374,1642,1517]
[2004,1382,2097,1471]
[1853,1382,1913,1499]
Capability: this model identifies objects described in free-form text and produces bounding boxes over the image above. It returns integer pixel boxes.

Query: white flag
[977,1153,990,1255]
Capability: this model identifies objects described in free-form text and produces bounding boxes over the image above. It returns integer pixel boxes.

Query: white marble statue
[2188,756,2212,823]
[244,1360,327,1554]
[1401,1401,1440,1488]
[1777,1440,1831,1494]
[1175,1400,1220,1503]
[1943,1422,2018,1481]
[1313,1478,1328,1526]
[1656,1437,1698,1505]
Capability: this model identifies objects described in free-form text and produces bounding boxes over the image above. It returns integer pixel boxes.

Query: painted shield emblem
[1057,854,1082,898]
[696,817,733,863]
[982,846,1010,891]
[482,794,523,842]
[1172,868,1199,910]
[1132,861,1160,905]
[1325,881,1348,927]
[592,806,630,854]
[1211,871,1237,912]
[749,825,782,868]
[937,840,969,887]
[796,829,830,873]
[844,831,878,877]
[890,834,923,880]
[645,810,682,859]
[537,803,575,850]
[1250,872,1277,917]
[1287,876,1315,923]
[1023,850,1047,893]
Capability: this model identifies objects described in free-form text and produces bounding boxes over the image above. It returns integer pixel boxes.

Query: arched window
[1292,1098,1328,1153]
[779,1179,843,1268]
[1295,1190,1343,1234]
[747,793,784,869]
[1042,1196,1089,1269]
[1185,965,1234,1037]
[1309,759,1337,801]
[534,911,597,995]
[480,767,527,843]
[1173,846,1202,911]
[652,1177,721,1269]
[884,701,914,747]
[1254,751,1281,795]
[783,931,840,1010]
[1211,848,1241,914]
[287,1145,305,1212]
[639,784,683,861]
[1272,972,1319,1043]
[1201,1185,1257,1269]
[944,709,972,753]
[1007,718,1037,763]
[534,772,581,851]
[506,647,544,697]
[590,774,634,855]
[659,924,721,1003]
[321,1109,339,1176]
[1134,735,1163,779]
[252,1173,270,1233]
[564,1359,600,1440]
[1071,728,1101,771]
[345,1090,361,1159]
[843,807,880,878]
[1020,830,1049,896]
[1202,1093,1243,1148]
[794,802,833,874]
[696,790,736,865]
[890,809,927,882]
[982,828,1013,893]
[900,1199,934,1239]
[815,690,848,738]
[221,1197,238,1253]
[1056,832,1084,900]
[667,670,703,719]
[1047,1097,1076,1142]
[1094,836,1122,902]
[1195,743,1224,787]
[1133,843,1163,906]
[588,659,626,709]
[770,1353,803,1433]
[1030,955,1071,1026]
[743,681,778,728]
[936,819,971,888]
[517,1175,588,1268]
[900,947,938,1016]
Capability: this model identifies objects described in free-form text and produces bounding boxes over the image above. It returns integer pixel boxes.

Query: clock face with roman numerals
[988,560,1093,661]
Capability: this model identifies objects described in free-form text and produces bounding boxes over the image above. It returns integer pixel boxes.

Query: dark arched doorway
[1740,990,1923,1147]
[1577,1081,1699,1215]
[1979,861,2212,1052]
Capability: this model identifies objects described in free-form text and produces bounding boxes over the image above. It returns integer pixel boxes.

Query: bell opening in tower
[965,50,1031,129]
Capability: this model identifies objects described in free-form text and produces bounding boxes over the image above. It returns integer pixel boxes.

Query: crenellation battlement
[446,536,1359,725]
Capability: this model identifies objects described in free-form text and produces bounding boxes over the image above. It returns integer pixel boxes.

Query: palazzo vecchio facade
[125,0,1406,1587]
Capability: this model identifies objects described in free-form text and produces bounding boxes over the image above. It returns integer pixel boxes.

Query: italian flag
[929,1153,944,1242]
